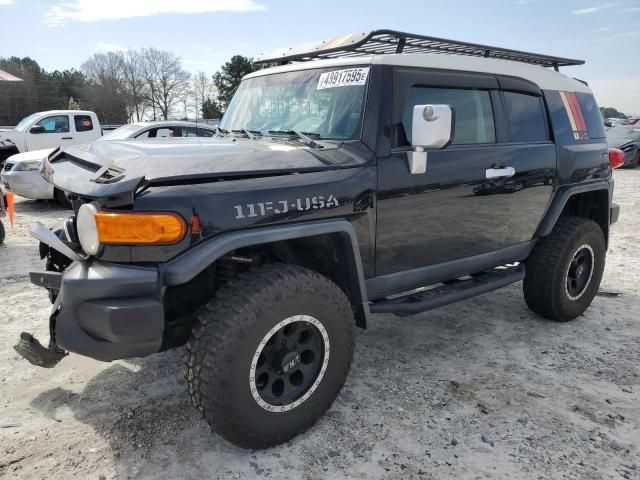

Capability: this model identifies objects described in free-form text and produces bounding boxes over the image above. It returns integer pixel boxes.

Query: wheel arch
[163,220,370,328]
[536,181,613,246]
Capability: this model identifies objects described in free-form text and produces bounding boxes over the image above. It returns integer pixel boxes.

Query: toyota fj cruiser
[15,30,621,449]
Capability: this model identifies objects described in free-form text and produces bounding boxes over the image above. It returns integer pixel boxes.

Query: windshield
[15,113,39,131]
[219,66,369,140]
[97,124,141,141]
[607,125,640,140]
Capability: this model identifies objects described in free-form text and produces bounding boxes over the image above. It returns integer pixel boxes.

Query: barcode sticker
[317,68,369,90]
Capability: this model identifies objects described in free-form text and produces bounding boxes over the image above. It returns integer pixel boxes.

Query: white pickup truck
[0,110,102,162]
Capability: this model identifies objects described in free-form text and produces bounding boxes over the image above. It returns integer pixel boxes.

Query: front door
[28,114,73,151]
[375,68,549,279]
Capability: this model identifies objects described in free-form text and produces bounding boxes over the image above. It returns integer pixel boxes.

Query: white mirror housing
[411,104,454,149]
[407,104,454,174]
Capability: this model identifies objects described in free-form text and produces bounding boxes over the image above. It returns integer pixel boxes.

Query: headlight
[77,203,101,255]
[14,160,42,171]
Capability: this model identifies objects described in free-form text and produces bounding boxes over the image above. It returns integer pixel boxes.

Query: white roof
[33,110,96,116]
[245,54,591,94]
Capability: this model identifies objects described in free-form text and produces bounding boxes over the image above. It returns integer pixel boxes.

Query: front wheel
[523,217,606,322]
[185,264,354,449]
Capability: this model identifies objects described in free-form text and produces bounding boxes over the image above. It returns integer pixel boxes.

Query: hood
[43,136,369,203]
[6,148,56,164]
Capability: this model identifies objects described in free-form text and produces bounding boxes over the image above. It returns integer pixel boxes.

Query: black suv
[16,31,620,449]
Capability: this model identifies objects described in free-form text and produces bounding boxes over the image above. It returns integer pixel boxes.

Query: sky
[0,0,638,114]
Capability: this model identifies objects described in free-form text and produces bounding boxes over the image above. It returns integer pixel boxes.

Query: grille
[3,162,13,172]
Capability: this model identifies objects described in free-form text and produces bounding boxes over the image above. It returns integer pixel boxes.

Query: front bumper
[39,260,165,361]
[1,168,55,200]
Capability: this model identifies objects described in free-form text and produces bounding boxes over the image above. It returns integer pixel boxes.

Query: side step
[13,332,67,368]
[370,265,525,316]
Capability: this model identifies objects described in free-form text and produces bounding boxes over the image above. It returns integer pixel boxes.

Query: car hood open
[43,137,368,203]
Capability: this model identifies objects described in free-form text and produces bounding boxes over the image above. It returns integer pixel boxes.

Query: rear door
[497,81,555,243]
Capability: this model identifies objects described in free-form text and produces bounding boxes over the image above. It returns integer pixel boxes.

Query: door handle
[486,167,515,179]
[61,137,73,140]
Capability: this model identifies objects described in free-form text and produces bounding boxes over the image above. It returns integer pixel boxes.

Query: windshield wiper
[267,130,324,149]
[232,128,261,140]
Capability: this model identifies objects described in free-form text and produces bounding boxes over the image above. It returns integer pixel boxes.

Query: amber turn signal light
[94,212,187,245]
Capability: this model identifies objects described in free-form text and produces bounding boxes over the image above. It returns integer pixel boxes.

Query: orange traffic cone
[6,192,14,228]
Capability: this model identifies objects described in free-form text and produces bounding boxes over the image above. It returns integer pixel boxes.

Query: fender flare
[162,219,371,327]
[535,180,612,238]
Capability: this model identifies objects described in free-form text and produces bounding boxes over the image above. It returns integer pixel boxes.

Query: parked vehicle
[606,125,640,168]
[1,121,217,206]
[15,30,620,449]
[0,110,102,166]
[97,120,216,141]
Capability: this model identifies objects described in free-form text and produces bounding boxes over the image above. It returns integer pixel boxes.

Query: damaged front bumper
[16,222,165,366]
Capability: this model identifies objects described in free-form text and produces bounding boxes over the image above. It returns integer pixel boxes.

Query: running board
[370,265,525,316]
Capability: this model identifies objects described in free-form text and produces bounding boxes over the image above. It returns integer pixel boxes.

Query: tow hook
[13,332,67,368]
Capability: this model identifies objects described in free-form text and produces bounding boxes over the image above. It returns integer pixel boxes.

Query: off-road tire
[54,188,72,209]
[0,220,5,245]
[524,216,605,322]
[185,264,355,449]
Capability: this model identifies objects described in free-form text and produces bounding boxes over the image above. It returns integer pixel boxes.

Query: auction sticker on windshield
[317,68,369,90]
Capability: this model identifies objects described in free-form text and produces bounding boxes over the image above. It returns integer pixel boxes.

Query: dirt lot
[1,170,639,480]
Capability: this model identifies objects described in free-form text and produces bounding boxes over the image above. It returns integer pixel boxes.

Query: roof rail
[254,29,584,71]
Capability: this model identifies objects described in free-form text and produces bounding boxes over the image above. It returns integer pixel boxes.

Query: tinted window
[403,87,495,145]
[504,92,548,142]
[181,127,198,137]
[196,127,214,137]
[36,115,69,133]
[576,93,606,139]
[74,115,94,132]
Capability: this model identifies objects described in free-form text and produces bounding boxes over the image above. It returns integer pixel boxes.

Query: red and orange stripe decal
[559,91,589,141]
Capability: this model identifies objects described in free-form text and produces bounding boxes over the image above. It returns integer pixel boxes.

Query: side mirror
[407,104,454,174]
[29,126,45,134]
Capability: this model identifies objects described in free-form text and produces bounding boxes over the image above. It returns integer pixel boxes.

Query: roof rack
[254,29,584,71]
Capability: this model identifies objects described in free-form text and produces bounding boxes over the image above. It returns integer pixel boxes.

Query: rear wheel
[185,264,354,449]
[0,220,5,245]
[523,217,605,322]
[630,151,639,169]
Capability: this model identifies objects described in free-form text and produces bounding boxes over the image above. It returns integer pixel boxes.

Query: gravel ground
[1,170,639,480]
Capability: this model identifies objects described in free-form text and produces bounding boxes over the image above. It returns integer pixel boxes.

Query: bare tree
[193,71,215,118]
[118,50,148,122]
[140,48,190,120]
[80,52,128,123]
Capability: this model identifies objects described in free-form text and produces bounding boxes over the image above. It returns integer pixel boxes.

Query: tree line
[0,50,261,126]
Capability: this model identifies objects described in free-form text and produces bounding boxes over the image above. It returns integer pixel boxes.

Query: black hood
[43,137,368,201]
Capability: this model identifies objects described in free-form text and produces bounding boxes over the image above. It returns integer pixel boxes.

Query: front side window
[36,115,69,133]
[220,66,369,140]
[196,127,215,137]
[504,92,549,143]
[403,87,495,145]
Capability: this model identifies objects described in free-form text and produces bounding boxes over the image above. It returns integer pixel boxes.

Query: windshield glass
[97,124,141,141]
[15,113,39,131]
[219,66,369,140]
[607,125,640,140]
